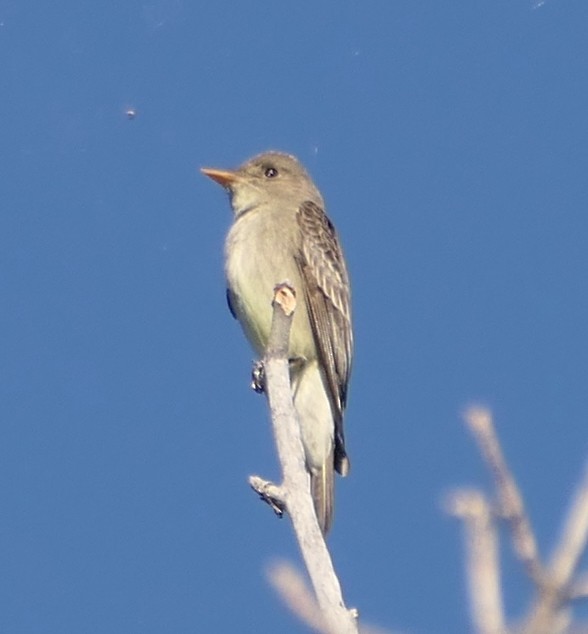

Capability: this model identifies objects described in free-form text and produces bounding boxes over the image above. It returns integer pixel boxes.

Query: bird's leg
[251,360,266,394]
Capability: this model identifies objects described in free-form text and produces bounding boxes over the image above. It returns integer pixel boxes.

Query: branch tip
[249,475,286,518]
[272,282,297,317]
[463,404,493,434]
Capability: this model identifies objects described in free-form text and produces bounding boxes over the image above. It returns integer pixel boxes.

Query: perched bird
[202,151,353,534]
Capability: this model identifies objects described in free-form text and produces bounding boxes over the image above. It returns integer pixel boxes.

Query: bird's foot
[251,360,265,394]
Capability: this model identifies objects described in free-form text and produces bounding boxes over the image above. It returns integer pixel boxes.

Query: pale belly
[225,211,316,362]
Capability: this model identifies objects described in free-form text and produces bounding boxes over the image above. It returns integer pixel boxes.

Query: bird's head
[201,151,323,216]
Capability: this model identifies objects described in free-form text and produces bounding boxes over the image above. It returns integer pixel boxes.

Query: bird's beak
[200,167,240,188]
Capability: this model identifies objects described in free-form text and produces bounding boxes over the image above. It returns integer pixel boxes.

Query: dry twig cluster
[448,407,588,634]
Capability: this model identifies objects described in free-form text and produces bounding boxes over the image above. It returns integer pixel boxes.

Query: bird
[201,151,353,534]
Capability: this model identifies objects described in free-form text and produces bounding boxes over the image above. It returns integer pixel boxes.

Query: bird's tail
[310,456,335,535]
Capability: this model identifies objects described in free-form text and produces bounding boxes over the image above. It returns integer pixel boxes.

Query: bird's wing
[295,200,353,475]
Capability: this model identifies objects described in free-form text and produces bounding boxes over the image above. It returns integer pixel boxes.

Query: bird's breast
[224,208,314,360]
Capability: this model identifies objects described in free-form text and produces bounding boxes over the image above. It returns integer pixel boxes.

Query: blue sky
[1,1,587,632]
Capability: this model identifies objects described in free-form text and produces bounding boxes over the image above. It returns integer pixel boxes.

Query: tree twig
[446,489,505,634]
[464,406,545,585]
[267,559,328,633]
[523,462,588,633]
[547,462,588,589]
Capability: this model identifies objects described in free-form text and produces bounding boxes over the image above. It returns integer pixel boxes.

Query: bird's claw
[251,360,265,393]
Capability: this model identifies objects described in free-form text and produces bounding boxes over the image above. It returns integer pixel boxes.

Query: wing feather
[295,200,353,475]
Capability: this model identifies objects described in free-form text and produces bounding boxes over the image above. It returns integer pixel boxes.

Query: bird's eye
[264,167,279,178]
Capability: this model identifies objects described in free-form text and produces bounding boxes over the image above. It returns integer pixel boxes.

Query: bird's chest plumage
[224,206,314,359]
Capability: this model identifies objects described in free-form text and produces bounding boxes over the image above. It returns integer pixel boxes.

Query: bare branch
[464,406,545,584]
[267,560,328,633]
[548,462,588,588]
[446,489,505,634]
[256,282,358,634]
[523,462,588,633]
